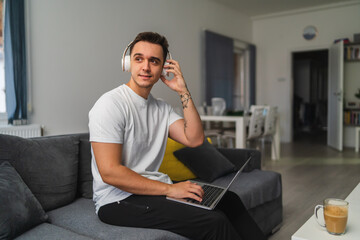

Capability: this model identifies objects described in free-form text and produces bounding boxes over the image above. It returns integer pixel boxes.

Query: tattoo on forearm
[180,91,192,109]
[184,120,188,129]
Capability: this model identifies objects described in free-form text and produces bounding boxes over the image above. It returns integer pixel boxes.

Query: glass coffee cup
[314,198,349,235]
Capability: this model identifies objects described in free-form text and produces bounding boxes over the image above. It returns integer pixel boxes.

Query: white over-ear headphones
[121,41,172,77]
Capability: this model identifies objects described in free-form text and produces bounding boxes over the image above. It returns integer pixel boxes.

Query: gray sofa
[0,133,282,240]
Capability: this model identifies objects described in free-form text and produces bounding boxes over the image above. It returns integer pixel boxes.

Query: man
[89,32,266,240]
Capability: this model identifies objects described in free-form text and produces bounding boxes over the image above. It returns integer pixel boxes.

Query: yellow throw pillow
[159,138,196,181]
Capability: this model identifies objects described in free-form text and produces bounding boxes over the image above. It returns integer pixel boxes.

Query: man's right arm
[91,142,204,201]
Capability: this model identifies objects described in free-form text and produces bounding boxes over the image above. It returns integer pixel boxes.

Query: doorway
[292,50,329,143]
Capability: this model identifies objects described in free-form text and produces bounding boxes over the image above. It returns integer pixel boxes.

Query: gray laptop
[167,155,252,210]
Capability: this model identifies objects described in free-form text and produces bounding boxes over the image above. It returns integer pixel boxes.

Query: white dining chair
[221,106,265,149]
[261,106,278,159]
[263,106,277,136]
[247,106,265,140]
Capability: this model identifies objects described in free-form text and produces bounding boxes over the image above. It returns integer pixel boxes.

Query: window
[233,48,246,111]
[1,0,28,124]
[204,30,234,110]
[204,30,256,112]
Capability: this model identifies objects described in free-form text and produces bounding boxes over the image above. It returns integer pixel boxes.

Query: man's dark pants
[98,191,267,240]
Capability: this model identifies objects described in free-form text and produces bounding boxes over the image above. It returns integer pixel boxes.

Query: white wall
[26,0,252,136]
[253,2,360,142]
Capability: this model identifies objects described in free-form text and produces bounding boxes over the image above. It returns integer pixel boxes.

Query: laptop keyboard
[186,185,224,207]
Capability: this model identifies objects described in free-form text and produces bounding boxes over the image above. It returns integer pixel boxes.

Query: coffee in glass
[314,198,348,235]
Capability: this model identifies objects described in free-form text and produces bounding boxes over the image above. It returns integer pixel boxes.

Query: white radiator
[0,124,42,138]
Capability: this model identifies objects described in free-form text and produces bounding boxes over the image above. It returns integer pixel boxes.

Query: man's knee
[207,211,232,230]
[208,210,228,224]
[203,210,239,239]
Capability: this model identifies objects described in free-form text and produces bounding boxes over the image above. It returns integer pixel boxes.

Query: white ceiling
[210,0,358,17]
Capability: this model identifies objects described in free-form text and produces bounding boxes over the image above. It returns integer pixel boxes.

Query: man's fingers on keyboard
[189,184,204,197]
[191,188,204,200]
[190,193,202,202]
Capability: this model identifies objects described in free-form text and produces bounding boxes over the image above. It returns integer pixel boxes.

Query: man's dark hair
[129,32,169,63]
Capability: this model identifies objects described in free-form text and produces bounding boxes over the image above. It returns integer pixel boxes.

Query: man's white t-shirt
[88,84,182,213]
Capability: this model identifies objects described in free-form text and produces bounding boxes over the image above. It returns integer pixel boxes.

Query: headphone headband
[122,41,172,72]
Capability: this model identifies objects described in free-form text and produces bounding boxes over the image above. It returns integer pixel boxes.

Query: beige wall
[27,0,252,135]
[253,2,360,142]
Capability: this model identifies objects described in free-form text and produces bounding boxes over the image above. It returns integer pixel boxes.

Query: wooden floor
[260,131,360,240]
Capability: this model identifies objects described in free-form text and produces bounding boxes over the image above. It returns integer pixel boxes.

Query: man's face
[130,41,164,89]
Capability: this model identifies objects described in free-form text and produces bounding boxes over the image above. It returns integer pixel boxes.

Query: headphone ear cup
[162,62,169,77]
[122,55,131,72]
[162,69,167,77]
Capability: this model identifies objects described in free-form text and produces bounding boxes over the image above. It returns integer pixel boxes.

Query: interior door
[327,41,344,151]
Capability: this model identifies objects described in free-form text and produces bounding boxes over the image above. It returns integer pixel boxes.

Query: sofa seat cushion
[211,169,282,209]
[47,198,188,240]
[248,195,283,235]
[15,223,92,240]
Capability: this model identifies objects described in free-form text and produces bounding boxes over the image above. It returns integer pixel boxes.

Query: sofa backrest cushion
[0,134,79,211]
[78,138,93,198]
[217,148,261,172]
[0,161,48,239]
[173,139,236,182]
[158,138,197,182]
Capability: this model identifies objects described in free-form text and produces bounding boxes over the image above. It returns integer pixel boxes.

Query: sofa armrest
[216,148,261,172]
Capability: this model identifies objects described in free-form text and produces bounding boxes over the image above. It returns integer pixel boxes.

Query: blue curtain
[4,0,27,124]
[249,44,256,106]
[205,30,234,110]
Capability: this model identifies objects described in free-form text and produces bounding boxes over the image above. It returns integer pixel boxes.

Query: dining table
[200,115,280,160]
